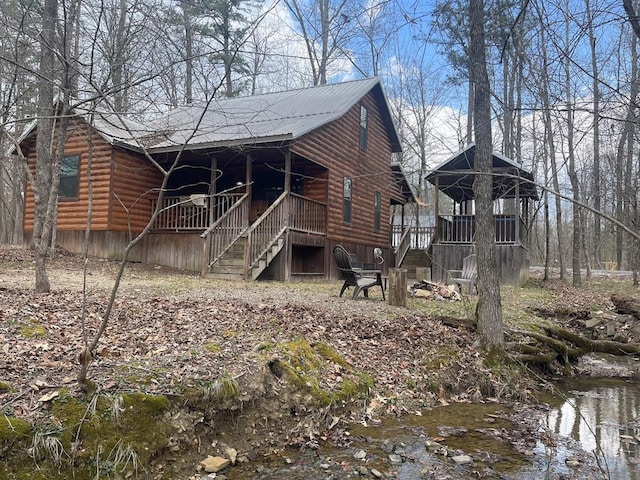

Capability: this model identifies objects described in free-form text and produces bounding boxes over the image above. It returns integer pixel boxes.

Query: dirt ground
[1,245,637,478]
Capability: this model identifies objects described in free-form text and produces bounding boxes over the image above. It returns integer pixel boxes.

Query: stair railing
[394,226,412,267]
[244,191,288,279]
[201,193,250,273]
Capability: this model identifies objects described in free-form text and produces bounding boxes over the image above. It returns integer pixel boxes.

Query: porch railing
[437,214,524,244]
[152,193,244,231]
[201,193,250,269]
[391,225,435,249]
[152,196,209,231]
[245,191,289,275]
[289,193,326,234]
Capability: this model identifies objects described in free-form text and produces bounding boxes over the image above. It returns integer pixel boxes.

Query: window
[343,177,352,223]
[359,105,368,151]
[374,191,381,232]
[59,155,80,199]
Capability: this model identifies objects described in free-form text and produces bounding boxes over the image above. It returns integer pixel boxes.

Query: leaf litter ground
[0,245,631,479]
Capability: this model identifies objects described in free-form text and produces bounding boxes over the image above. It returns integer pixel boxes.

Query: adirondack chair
[448,254,477,295]
[333,245,385,300]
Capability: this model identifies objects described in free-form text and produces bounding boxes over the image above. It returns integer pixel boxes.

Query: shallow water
[224,375,640,479]
[225,402,564,479]
[543,376,640,480]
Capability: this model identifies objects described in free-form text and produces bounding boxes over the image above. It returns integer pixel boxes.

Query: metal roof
[15,78,402,155]
[144,77,401,153]
[425,144,539,202]
[14,105,153,152]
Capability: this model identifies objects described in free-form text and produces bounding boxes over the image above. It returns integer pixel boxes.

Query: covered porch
[148,146,329,280]
[424,144,538,285]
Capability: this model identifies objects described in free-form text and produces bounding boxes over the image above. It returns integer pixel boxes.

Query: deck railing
[289,193,326,234]
[391,225,435,249]
[201,193,250,269]
[152,193,244,231]
[245,192,288,275]
[152,196,208,231]
[437,214,524,244]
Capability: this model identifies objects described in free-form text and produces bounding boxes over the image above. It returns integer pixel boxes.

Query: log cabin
[19,78,414,281]
[404,144,538,285]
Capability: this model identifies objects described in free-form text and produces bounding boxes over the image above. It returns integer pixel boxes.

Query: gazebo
[425,144,538,285]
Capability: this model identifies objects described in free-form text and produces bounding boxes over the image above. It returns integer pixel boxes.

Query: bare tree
[284,0,354,85]
[469,0,504,349]
[562,1,582,287]
[33,0,61,293]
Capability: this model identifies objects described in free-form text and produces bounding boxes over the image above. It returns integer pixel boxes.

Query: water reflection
[545,377,640,479]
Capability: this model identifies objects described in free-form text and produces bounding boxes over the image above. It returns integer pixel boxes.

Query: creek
[541,375,640,480]
[224,372,639,479]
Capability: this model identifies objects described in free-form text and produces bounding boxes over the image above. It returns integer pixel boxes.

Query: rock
[356,465,369,475]
[451,454,472,465]
[224,447,238,465]
[388,453,402,464]
[565,459,581,468]
[370,468,384,478]
[585,318,603,329]
[354,449,367,460]
[319,463,331,469]
[425,440,442,451]
[200,456,230,473]
[381,439,395,452]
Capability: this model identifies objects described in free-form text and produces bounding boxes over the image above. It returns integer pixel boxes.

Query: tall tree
[33,0,59,293]
[563,0,582,287]
[284,0,354,85]
[469,0,504,349]
[585,0,601,269]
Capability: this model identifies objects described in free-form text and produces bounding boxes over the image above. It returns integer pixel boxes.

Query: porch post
[209,156,217,224]
[284,149,291,281]
[202,156,218,277]
[284,150,291,193]
[246,154,252,200]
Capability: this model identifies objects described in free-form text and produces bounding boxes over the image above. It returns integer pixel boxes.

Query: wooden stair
[205,231,287,281]
[248,233,285,280]
[399,248,431,279]
[206,238,247,280]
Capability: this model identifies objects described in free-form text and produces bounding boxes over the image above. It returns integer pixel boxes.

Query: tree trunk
[33,0,58,293]
[536,6,565,279]
[469,0,503,350]
[388,268,407,307]
[182,0,194,104]
[586,0,601,269]
[564,3,581,287]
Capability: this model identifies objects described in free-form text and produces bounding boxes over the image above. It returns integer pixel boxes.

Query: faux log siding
[23,121,163,234]
[291,92,395,247]
[23,122,114,231]
[302,164,328,203]
[109,148,162,233]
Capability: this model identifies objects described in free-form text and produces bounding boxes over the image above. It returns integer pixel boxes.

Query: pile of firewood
[409,280,461,301]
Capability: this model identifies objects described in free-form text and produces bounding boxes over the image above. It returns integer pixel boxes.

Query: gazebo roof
[425,144,539,203]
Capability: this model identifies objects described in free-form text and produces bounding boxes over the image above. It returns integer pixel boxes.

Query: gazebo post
[515,175,520,244]
[434,176,440,241]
